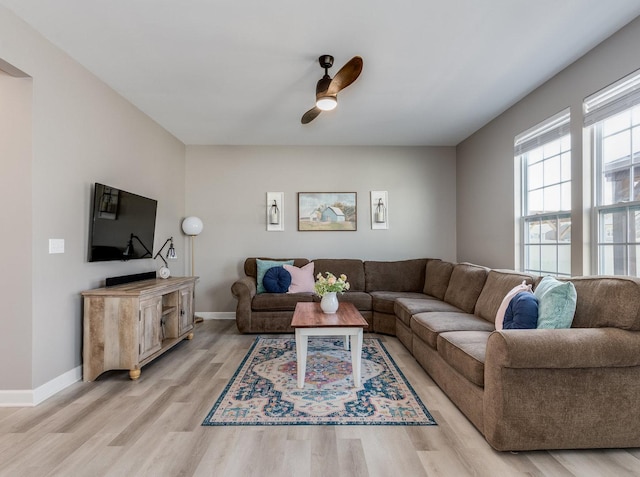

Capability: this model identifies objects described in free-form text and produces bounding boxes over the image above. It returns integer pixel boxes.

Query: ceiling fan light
[316,96,337,111]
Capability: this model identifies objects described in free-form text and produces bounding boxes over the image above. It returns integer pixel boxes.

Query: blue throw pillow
[502,291,539,329]
[262,266,292,293]
[256,259,294,294]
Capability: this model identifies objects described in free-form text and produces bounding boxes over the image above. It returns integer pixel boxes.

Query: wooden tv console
[82,277,198,381]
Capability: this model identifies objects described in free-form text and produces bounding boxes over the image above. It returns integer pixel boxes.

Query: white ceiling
[2,0,640,146]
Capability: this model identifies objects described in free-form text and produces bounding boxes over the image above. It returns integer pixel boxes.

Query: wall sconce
[154,237,177,278]
[269,200,280,224]
[371,191,389,230]
[375,198,386,223]
[267,192,284,231]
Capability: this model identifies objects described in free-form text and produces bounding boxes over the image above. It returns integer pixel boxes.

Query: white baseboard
[0,312,233,408]
[34,366,82,405]
[0,365,82,407]
[196,312,235,320]
[0,311,234,408]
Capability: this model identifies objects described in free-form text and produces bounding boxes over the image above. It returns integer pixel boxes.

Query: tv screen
[88,183,158,262]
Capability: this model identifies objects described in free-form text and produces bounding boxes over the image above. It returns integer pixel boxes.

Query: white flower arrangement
[314,272,350,297]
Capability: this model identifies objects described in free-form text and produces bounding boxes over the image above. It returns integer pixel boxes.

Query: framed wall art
[298,192,357,231]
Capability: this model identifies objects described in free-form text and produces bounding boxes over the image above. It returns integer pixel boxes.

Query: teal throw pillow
[256,259,294,294]
[534,276,577,329]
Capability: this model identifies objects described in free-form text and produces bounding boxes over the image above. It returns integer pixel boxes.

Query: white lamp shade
[182,216,204,236]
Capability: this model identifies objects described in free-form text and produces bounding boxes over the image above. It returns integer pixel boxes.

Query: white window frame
[585,68,640,276]
[516,109,571,277]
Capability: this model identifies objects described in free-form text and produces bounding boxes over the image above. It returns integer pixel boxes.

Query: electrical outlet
[49,239,65,254]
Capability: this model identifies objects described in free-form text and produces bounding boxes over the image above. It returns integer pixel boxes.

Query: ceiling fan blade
[301,106,322,124]
[327,56,363,95]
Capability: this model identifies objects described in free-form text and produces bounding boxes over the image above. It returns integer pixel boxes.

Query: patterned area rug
[202,337,436,426]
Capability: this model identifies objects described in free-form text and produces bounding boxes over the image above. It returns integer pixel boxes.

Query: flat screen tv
[88,183,158,262]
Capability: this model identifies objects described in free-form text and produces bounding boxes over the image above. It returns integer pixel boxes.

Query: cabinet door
[139,296,162,360]
[178,286,194,335]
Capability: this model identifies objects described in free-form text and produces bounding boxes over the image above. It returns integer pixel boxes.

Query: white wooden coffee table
[291,302,369,388]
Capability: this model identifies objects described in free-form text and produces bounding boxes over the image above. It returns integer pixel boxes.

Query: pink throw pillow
[495,280,532,330]
[284,262,315,293]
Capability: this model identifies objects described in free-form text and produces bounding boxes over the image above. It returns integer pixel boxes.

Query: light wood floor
[1,320,639,477]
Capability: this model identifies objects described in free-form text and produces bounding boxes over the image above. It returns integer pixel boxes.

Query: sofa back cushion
[443,263,489,313]
[244,257,309,279]
[423,260,454,300]
[564,276,640,330]
[475,270,536,323]
[313,259,366,292]
[364,259,428,292]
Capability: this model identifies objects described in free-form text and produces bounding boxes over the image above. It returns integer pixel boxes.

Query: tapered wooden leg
[129,369,141,380]
[186,332,194,340]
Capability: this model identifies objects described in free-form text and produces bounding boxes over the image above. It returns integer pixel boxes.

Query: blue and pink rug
[202,337,436,426]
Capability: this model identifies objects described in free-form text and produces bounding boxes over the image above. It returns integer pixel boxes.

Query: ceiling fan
[301,55,363,124]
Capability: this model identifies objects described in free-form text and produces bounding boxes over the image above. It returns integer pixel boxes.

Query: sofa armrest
[486,328,640,369]
[231,277,257,333]
[484,328,640,451]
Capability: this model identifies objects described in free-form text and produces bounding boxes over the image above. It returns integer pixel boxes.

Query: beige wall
[0,70,32,389]
[456,16,640,273]
[0,7,186,392]
[185,145,457,312]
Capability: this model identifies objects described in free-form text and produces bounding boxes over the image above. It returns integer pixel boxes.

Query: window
[585,69,640,276]
[516,109,571,276]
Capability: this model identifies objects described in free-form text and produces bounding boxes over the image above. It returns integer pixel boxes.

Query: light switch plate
[49,238,65,254]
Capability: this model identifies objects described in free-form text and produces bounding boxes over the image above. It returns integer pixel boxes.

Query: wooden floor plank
[0,319,638,477]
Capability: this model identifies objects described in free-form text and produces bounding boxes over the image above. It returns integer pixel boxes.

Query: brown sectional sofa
[231,257,640,451]
[232,257,428,334]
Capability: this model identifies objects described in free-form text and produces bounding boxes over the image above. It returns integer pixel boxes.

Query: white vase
[320,292,339,314]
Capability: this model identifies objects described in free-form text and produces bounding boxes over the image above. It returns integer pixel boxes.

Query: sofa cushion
[256,259,294,294]
[411,311,494,349]
[262,266,292,293]
[369,291,432,314]
[423,260,454,300]
[474,270,536,325]
[394,296,449,326]
[284,262,315,293]
[364,259,428,292]
[569,276,640,330]
[313,259,365,292]
[252,292,314,311]
[534,276,577,329]
[314,291,372,311]
[443,263,489,313]
[437,331,491,387]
